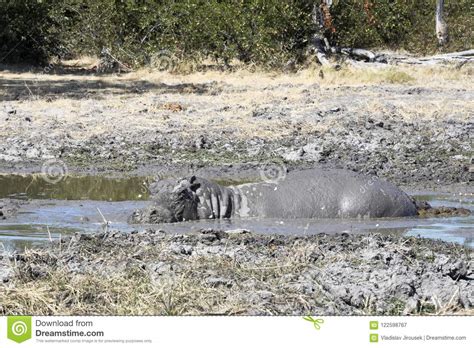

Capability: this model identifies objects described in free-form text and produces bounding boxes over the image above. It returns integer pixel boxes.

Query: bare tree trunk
[311,1,332,66]
[311,2,328,66]
[436,0,449,47]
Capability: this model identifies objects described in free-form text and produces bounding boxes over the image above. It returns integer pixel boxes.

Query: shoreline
[1,229,472,316]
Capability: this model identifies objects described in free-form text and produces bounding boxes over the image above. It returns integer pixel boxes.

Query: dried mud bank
[1,229,472,315]
[1,68,473,187]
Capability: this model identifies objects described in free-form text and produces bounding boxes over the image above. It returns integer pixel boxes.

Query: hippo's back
[239,168,416,219]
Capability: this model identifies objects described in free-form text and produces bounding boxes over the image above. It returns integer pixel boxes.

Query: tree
[311,0,333,66]
[436,0,448,47]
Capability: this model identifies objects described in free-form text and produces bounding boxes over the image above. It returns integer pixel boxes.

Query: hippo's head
[129,176,201,224]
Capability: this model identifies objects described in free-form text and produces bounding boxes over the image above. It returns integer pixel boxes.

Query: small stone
[225,228,251,235]
[25,148,40,159]
[169,244,193,255]
[205,277,233,288]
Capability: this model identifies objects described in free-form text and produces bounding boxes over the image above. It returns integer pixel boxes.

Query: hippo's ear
[190,182,201,192]
[188,176,200,191]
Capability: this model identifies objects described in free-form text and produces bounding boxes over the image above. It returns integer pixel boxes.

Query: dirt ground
[0,62,472,187]
[0,229,472,315]
[0,61,472,316]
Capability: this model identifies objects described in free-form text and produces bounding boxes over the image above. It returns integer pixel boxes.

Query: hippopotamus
[129,168,419,224]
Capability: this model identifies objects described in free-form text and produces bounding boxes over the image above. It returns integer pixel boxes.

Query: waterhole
[0,174,472,251]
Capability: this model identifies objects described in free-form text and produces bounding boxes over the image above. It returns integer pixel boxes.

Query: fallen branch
[318,46,473,67]
[330,47,384,63]
[342,48,376,62]
[96,48,132,73]
[388,49,474,66]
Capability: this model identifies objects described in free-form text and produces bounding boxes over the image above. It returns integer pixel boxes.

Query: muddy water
[0,174,150,201]
[0,174,472,251]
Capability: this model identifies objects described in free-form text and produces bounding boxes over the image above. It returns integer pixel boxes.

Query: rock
[199,233,218,243]
[402,298,420,315]
[0,154,21,162]
[25,147,40,159]
[205,277,233,288]
[282,148,305,161]
[169,244,193,255]
[439,260,469,280]
[225,228,251,235]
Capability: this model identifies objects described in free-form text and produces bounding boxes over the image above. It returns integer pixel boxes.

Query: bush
[0,0,62,64]
[0,0,472,67]
[54,0,314,67]
[329,0,473,54]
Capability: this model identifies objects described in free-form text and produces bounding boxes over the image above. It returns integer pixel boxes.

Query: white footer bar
[1,316,472,347]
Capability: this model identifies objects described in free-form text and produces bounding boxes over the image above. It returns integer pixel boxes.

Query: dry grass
[0,59,472,145]
[128,60,473,88]
[60,56,100,69]
[0,237,326,315]
[0,231,472,316]
[2,56,472,89]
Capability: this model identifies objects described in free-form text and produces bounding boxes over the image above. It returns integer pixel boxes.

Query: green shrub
[330,0,473,54]
[0,0,61,64]
[0,0,472,67]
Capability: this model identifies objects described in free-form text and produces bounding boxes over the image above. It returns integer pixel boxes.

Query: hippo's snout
[128,205,175,224]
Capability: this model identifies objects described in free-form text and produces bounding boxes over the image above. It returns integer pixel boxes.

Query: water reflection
[0,184,472,251]
[0,174,150,201]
